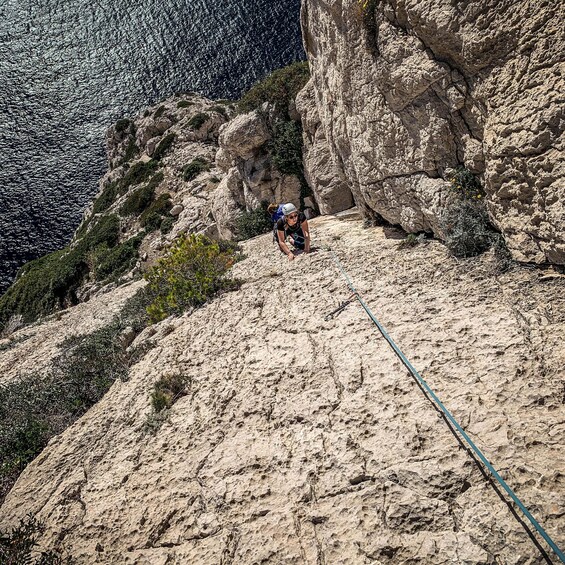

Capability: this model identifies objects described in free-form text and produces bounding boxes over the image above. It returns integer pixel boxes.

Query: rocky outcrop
[1,216,564,563]
[214,109,303,236]
[298,0,565,263]
[296,81,354,214]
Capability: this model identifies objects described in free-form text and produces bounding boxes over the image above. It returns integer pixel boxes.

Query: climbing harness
[324,244,565,564]
[323,292,358,321]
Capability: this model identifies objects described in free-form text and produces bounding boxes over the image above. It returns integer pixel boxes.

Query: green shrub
[154,105,166,118]
[358,0,378,55]
[209,105,228,118]
[441,200,494,258]
[140,193,172,229]
[270,119,304,176]
[92,182,118,215]
[398,233,426,249]
[160,216,175,234]
[448,166,485,201]
[187,112,210,130]
[120,138,139,165]
[0,514,71,564]
[177,100,193,108]
[115,118,132,134]
[0,289,150,503]
[0,215,120,328]
[145,234,240,323]
[183,157,210,181]
[152,133,176,161]
[238,61,309,116]
[236,205,272,241]
[118,160,158,194]
[93,233,144,282]
[120,183,154,217]
[440,168,505,258]
[150,374,189,413]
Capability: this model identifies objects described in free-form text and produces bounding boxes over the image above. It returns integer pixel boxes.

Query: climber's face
[287,212,299,224]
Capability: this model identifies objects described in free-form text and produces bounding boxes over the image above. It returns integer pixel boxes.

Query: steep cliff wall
[298,0,564,263]
[1,217,565,563]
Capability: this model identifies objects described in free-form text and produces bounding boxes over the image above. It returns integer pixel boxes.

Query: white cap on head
[282,203,298,216]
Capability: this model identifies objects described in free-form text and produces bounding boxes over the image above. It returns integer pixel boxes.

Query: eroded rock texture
[1,216,564,563]
[299,0,565,262]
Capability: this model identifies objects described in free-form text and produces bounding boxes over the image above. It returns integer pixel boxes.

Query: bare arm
[301,219,311,253]
[278,229,294,261]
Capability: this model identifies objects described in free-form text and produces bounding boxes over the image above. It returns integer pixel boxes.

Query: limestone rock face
[1,217,564,563]
[218,112,271,160]
[215,110,305,229]
[299,0,565,263]
[296,81,354,214]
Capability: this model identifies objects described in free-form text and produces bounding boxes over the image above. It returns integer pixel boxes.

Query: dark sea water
[0,0,304,293]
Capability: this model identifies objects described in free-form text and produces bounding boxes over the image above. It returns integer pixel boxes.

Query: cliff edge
[1,215,564,563]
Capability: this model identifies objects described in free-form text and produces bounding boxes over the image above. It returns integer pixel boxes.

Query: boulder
[218,111,271,160]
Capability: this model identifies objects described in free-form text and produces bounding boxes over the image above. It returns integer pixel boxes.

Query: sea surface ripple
[0,0,303,293]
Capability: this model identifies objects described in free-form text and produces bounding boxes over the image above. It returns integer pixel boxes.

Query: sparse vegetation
[0,214,121,328]
[209,105,228,118]
[182,157,210,181]
[187,112,210,130]
[159,216,175,235]
[441,167,510,263]
[120,172,164,217]
[358,0,379,55]
[145,374,190,433]
[118,160,159,195]
[145,234,241,323]
[177,100,194,108]
[398,233,426,248]
[93,233,145,281]
[151,374,189,413]
[0,289,150,503]
[236,204,273,241]
[120,138,139,165]
[0,514,71,564]
[92,182,119,214]
[237,61,309,116]
[140,194,173,231]
[154,105,166,118]
[115,118,132,134]
[270,119,304,177]
[152,133,176,161]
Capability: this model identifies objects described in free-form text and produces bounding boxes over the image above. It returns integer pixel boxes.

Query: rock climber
[276,203,310,261]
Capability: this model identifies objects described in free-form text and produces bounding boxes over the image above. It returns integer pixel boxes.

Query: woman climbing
[276,203,310,261]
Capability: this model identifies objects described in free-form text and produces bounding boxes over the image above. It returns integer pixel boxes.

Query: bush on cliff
[0,514,71,564]
[270,119,304,177]
[237,61,310,117]
[144,234,240,323]
[0,214,121,328]
[441,167,510,264]
[182,157,210,181]
[0,289,150,504]
[187,112,210,130]
[236,204,272,241]
[152,133,176,161]
[118,160,158,195]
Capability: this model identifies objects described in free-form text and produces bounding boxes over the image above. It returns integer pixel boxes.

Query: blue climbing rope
[326,245,565,564]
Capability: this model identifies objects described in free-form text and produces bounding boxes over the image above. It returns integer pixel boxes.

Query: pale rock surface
[299,0,565,263]
[1,215,564,564]
[215,109,305,234]
[295,80,354,214]
[0,281,143,384]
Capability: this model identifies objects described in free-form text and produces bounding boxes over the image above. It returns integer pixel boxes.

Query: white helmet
[282,203,298,216]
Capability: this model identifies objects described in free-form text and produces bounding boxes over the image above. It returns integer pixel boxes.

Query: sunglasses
[288,213,299,219]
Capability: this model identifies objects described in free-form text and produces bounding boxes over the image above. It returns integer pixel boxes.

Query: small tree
[144,234,240,323]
